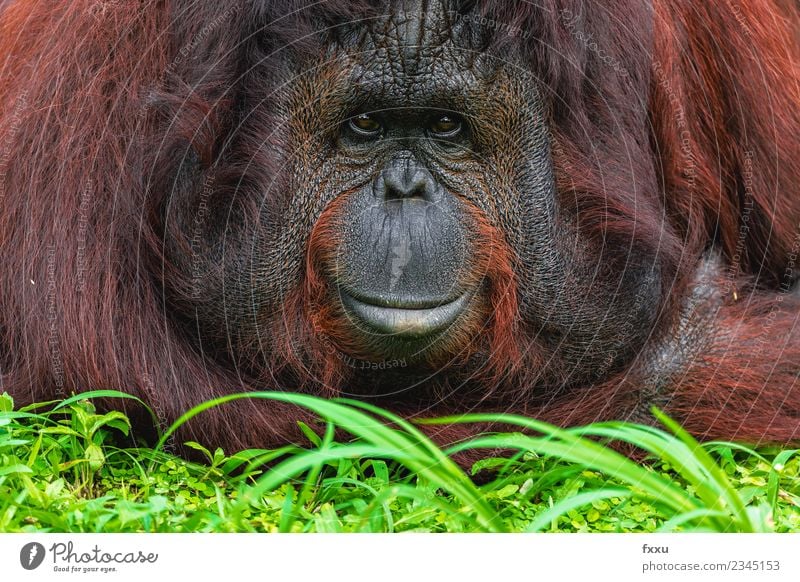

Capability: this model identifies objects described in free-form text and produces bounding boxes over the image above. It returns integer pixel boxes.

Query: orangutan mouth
[339,292,471,339]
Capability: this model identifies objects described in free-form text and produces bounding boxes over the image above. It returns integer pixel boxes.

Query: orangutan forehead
[328,0,491,109]
[365,0,464,50]
[335,0,482,61]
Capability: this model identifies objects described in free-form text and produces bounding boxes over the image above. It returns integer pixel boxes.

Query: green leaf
[0,464,33,476]
[85,444,105,472]
[493,484,519,499]
[184,441,213,463]
[212,448,226,467]
[0,393,14,413]
[44,478,66,498]
[297,421,322,447]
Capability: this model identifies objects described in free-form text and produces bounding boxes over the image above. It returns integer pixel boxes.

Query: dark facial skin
[163,0,663,396]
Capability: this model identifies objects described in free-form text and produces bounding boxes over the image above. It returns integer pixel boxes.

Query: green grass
[0,390,798,532]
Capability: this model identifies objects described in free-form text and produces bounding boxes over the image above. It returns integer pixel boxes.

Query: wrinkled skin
[164,0,661,400]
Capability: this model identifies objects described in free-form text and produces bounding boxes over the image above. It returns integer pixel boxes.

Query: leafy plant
[0,390,798,533]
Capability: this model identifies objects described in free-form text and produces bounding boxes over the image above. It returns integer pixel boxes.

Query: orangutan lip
[340,292,470,338]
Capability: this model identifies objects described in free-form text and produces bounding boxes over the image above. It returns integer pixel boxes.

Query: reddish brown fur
[299,190,524,394]
[0,0,798,455]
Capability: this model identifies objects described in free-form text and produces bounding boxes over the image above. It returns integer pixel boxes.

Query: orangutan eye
[429,114,462,137]
[348,113,382,136]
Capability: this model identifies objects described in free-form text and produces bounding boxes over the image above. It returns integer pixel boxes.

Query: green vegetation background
[0,391,797,532]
